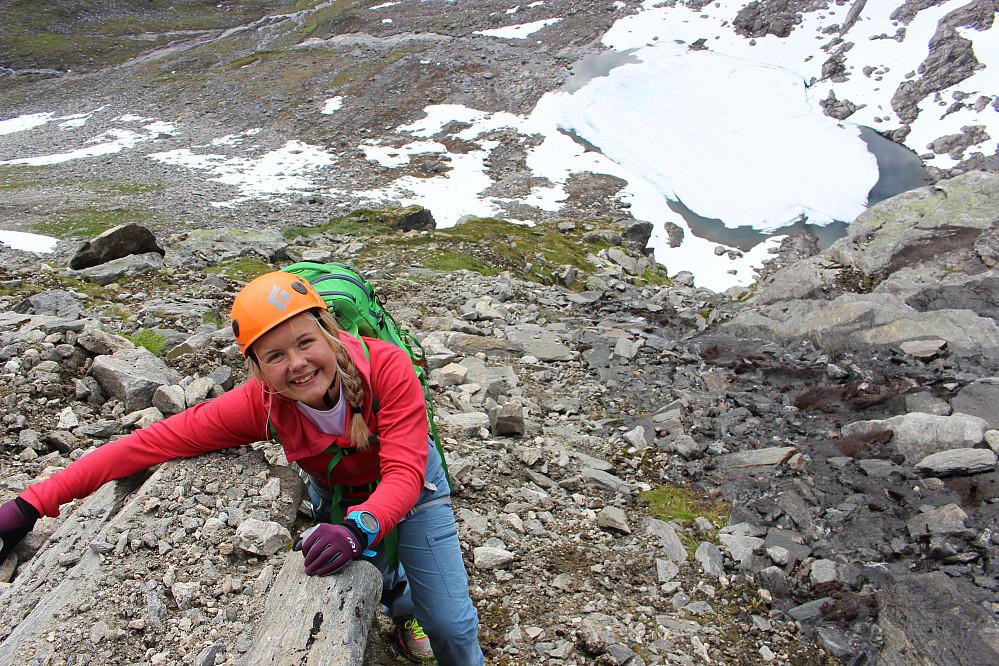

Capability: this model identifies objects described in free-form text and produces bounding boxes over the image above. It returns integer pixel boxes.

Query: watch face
[356,512,378,532]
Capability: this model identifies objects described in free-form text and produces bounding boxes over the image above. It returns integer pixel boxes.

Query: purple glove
[293,522,365,576]
[0,498,40,564]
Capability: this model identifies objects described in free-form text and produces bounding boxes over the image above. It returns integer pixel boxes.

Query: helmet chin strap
[322,367,341,409]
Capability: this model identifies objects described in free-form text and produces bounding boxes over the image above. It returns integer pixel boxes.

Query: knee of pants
[422,603,479,642]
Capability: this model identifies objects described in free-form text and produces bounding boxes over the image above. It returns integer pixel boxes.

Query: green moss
[284,210,666,289]
[639,484,730,547]
[421,251,499,276]
[202,311,224,327]
[225,51,281,70]
[128,328,168,356]
[204,256,271,281]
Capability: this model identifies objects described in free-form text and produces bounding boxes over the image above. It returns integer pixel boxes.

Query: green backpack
[279,261,449,489]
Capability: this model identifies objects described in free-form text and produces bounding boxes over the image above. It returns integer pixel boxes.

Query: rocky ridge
[3,171,999,665]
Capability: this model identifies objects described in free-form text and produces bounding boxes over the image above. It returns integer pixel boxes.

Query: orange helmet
[230,271,328,356]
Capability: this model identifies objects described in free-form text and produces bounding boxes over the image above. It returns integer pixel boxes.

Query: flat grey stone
[952,378,999,428]
[644,517,687,562]
[810,559,840,586]
[235,519,290,557]
[843,412,988,463]
[907,503,972,539]
[915,448,998,476]
[904,391,952,416]
[717,446,796,468]
[718,534,764,564]
[858,458,904,478]
[472,546,515,569]
[596,506,631,533]
[695,542,724,578]
[900,338,947,358]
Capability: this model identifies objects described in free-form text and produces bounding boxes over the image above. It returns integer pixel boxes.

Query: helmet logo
[267,285,292,312]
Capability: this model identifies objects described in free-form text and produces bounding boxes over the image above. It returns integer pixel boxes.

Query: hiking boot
[395,617,434,661]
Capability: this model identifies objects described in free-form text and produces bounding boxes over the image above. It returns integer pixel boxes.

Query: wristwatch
[346,510,379,557]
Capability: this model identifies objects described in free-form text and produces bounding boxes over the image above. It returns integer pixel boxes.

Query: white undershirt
[296,390,348,435]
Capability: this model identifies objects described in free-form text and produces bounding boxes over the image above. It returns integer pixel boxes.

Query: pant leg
[389,437,483,666]
[393,495,483,666]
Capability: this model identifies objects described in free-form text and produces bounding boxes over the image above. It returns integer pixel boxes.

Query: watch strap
[346,511,378,557]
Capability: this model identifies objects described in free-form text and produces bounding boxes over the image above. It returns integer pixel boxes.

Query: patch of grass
[128,328,169,356]
[421,251,499,276]
[204,256,271,281]
[0,0,292,74]
[641,268,670,286]
[33,207,151,238]
[202,311,224,327]
[285,210,666,289]
[639,484,730,539]
[282,211,395,240]
[92,181,164,195]
[225,51,281,70]
[0,165,50,190]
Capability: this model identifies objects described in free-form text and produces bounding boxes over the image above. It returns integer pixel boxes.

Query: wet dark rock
[877,572,999,665]
[662,221,684,248]
[820,89,859,119]
[951,378,999,427]
[889,0,991,125]
[621,220,652,251]
[391,205,436,232]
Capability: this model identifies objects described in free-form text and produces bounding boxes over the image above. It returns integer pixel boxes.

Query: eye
[299,336,316,349]
[263,350,284,364]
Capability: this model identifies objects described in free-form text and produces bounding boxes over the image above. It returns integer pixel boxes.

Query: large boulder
[721,292,999,361]
[825,171,999,279]
[91,347,182,412]
[392,205,436,231]
[842,412,989,464]
[69,224,165,270]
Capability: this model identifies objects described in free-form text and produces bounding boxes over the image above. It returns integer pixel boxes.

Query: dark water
[667,198,850,252]
[859,125,931,206]
[563,49,640,94]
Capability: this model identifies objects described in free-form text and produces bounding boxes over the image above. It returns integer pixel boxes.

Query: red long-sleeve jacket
[20,332,429,544]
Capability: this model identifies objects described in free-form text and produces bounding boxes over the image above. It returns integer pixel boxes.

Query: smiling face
[251,312,338,409]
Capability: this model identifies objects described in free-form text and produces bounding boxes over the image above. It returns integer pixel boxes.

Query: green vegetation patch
[128,328,169,356]
[91,181,164,195]
[0,165,49,190]
[204,256,271,282]
[0,0,298,74]
[285,208,665,289]
[202,311,224,327]
[640,484,730,541]
[33,207,150,238]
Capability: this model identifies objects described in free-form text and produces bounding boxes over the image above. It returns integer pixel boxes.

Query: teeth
[291,370,318,385]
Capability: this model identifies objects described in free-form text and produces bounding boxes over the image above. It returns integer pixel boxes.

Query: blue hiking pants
[308,437,484,666]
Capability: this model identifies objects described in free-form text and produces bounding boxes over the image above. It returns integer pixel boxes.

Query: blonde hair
[249,309,374,448]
